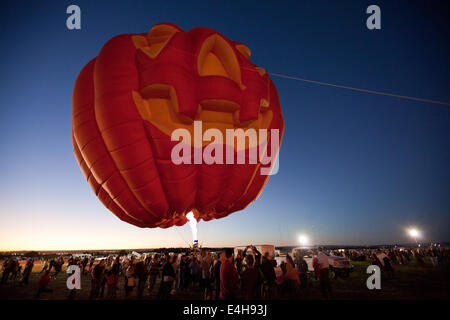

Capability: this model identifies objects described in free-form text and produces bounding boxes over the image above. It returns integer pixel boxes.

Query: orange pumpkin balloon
[72,23,284,228]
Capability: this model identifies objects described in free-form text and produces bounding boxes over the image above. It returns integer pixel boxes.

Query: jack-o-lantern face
[131,23,275,141]
[72,23,284,229]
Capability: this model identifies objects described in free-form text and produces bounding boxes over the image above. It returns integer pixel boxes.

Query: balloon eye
[235,44,251,60]
[255,67,266,77]
[132,23,180,59]
[197,35,244,89]
[260,99,269,112]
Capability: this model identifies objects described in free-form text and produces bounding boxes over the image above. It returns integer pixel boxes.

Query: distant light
[408,229,420,238]
[298,235,309,246]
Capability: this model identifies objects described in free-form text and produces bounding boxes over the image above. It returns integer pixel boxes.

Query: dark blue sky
[0,0,449,250]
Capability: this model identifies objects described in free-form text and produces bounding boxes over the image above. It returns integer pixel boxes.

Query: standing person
[108,256,121,299]
[88,257,95,274]
[260,252,276,299]
[414,250,426,271]
[158,255,176,300]
[294,254,309,291]
[240,254,262,300]
[388,250,398,265]
[179,255,189,292]
[52,257,63,279]
[376,250,388,269]
[147,255,160,295]
[20,258,34,286]
[99,257,113,299]
[396,250,404,265]
[89,259,105,300]
[99,268,107,298]
[317,247,333,299]
[245,245,262,268]
[371,252,382,269]
[282,255,300,298]
[234,249,244,275]
[35,270,53,298]
[274,260,284,286]
[41,259,49,274]
[81,257,89,274]
[189,256,200,287]
[201,250,213,300]
[10,260,21,283]
[134,259,148,299]
[13,260,22,283]
[105,269,115,300]
[48,259,54,275]
[125,261,136,299]
[383,256,394,278]
[171,254,180,295]
[429,249,438,267]
[312,256,319,280]
[220,248,239,300]
[1,259,12,283]
[211,252,224,300]
[405,250,411,263]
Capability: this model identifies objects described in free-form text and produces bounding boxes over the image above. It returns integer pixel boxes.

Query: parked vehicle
[291,247,354,278]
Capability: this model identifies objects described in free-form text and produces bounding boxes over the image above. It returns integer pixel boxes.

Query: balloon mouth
[132,85,274,149]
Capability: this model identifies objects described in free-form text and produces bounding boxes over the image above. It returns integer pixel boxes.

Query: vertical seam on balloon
[141,121,177,218]
[86,57,156,225]
[93,35,167,223]
[73,59,151,228]
[75,113,145,226]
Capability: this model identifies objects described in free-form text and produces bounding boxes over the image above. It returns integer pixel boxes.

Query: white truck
[291,247,354,278]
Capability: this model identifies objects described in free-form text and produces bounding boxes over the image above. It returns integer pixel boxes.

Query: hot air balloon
[72,22,284,229]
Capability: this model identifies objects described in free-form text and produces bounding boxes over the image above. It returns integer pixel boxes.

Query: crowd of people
[76,245,308,300]
[334,247,449,271]
[1,245,449,300]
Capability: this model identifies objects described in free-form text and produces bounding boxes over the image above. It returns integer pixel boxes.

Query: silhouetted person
[89,259,105,300]
[260,251,276,299]
[20,258,34,285]
[36,270,53,298]
[317,247,333,299]
[241,254,262,299]
[220,249,239,300]
[158,255,176,300]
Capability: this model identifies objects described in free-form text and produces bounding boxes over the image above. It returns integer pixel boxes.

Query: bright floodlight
[298,235,309,246]
[409,229,419,238]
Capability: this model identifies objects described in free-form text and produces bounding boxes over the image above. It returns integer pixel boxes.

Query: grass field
[1,258,449,300]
